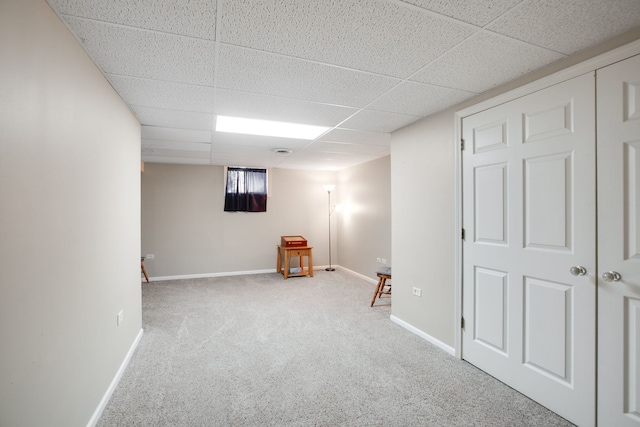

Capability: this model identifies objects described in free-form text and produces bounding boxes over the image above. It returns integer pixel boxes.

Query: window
[224,167,268,212]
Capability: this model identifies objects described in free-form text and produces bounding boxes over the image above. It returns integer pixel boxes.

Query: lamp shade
[323,184,335,192]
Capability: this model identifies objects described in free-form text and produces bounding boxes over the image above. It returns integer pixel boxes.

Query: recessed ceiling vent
[271,148,292,155]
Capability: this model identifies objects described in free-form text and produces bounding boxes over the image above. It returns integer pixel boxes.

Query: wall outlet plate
[146,254,154,259]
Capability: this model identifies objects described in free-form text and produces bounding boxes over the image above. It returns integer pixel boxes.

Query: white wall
[0,1,142,425]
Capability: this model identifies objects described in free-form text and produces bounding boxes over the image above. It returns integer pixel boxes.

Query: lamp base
[325,267,336,271]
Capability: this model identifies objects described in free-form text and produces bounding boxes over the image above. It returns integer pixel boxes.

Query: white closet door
[597,53,640,427]
[462,73,596,427]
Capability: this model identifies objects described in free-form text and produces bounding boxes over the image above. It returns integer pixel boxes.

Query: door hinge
[461,139,465,150]
[461,317,465,329]
[461,228,465,240]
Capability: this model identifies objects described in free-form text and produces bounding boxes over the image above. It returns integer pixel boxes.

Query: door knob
[570,266,587,276]
[602,271,621,282]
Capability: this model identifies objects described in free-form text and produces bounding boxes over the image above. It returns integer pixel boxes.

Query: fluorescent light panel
[216,116,329,140]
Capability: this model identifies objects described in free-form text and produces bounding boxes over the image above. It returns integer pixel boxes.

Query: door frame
[453,37,640,358]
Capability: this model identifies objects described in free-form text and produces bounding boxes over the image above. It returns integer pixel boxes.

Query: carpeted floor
[97,269,574,426]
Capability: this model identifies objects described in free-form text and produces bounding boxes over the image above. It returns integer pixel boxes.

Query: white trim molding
[147,265,352,282]
[87,328,144,427]
[339,265,378,284]
[148,269,276,282]
[390,315,455,356]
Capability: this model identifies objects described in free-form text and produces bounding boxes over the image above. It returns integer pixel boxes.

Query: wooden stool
[371,267,391,307]
[141,257,149,283]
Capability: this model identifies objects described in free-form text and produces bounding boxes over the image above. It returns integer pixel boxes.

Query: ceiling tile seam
[293,136,387,159]
[319,141,390,148]
[212,88,369,117]
[104,72,215,90]
[57,13,217,42]
[218,42,406,81]
[210,41,410,146]
[328,16,566,128]
[476,0,529,29]
[211,0,224,165]
[325,29,492,130]
[213,88,363,112]
[481,28,571,56]
[130,104,214,117]
[385,0,482,31]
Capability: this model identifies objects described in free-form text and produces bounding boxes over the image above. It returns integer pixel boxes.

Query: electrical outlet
[381,258,387,265]
[412,287,421,297]
[117,310,123,326]
[146,254,154,259]
[376,257,381,263]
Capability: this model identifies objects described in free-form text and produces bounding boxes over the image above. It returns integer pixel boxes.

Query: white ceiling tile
[487,0,640,54]
[107,75,215,113]
[141,126,212,143]
[217,45,400,108]
[141,148,211,159]
[132,106,214,131]
[220,0,475,78]
[215,89,357,127]
[341,110,422,133]
[209,145,286,168]
[305,141,390,156]
[44,0,640,171]
[320,128,390,146]
[284,150,380,171]
[142,156,210,165]
[48,0,217,39]
[63,16,215,85]
[368,81,475,116]
[399,0,521,26]
[411,31,565,93]
[141,139,211,152]
[212,132,311,150]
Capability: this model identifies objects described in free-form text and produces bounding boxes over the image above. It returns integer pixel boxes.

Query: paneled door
[461,73,596,427]
[597,54,640,427]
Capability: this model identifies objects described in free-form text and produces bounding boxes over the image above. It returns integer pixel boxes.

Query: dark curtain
[224,167,267,212]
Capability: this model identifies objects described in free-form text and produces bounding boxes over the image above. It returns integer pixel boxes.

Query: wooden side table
[277,245,314,279]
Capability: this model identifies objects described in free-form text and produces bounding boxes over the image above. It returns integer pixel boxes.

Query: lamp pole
[324,185,336,271]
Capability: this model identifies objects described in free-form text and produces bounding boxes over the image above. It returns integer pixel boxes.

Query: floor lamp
[323,184,336,271]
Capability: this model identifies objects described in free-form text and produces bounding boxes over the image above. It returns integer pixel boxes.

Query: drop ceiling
[47,0,640,171]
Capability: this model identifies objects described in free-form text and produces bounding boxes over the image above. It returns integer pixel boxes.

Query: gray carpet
[97,269,574,426]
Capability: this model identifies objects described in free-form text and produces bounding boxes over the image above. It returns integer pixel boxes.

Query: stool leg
[378,277,387,299]
[141,261,149,283]
[371,277,383,307]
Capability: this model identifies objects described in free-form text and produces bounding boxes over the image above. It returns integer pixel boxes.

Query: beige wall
[0,1,142,426]
[142,164,337,277]
[390,28,640,349]
[337,156,391,277]
[390,113,457,345]
[141,158,392,282]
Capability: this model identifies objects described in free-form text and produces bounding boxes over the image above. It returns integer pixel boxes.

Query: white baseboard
[390,315,455,356]
[148,269,275,282]
[87,328,144,427]
[337,266,378,284]
[147,265,366,282]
